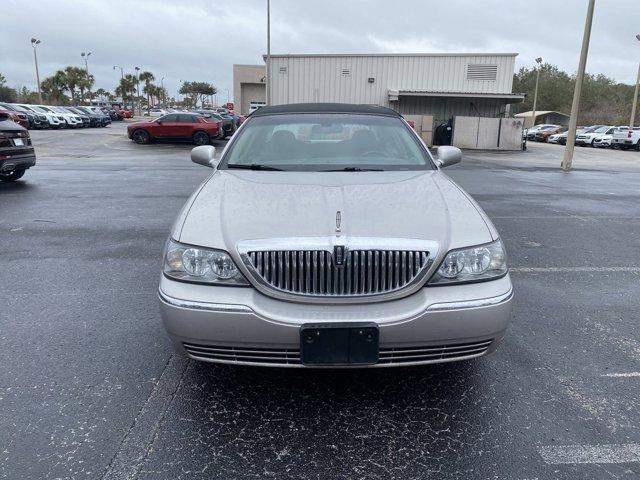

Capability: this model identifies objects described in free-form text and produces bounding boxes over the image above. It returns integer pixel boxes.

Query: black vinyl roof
[251,103,401,117]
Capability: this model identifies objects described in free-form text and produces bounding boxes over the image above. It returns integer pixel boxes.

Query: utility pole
[31,38,42,104]
[630,34,640,128]
[113,65,124,107]
[81,51,92,103]
[562,0,596,172]
[266,0,271,105]
[134,66,141,116]
[531,57,543,129]
[161,77,165,107]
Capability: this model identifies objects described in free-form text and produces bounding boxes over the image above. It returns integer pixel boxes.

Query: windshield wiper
[322,167,385,172]
[227,164,283,171]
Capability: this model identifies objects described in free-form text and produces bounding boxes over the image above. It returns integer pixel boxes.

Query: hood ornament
[335,210,342,234]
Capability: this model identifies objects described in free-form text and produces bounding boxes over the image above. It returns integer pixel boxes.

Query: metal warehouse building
[266,53,524,124]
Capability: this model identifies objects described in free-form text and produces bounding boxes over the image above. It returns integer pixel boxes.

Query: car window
[178,114,198,123]
[220,113,433,172]
[158,114,178,122]
[593,126,609,133]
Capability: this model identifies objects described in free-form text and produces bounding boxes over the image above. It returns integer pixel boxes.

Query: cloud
[2,0,639,102]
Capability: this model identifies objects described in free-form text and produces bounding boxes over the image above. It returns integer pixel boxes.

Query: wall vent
[467,64,498,81]
[279,66,287,74]
[341,68,350,76]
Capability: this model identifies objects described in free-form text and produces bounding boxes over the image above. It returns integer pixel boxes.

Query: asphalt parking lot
[2,123,640,479]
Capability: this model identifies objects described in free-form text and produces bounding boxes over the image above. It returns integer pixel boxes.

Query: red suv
[127,113,223,145]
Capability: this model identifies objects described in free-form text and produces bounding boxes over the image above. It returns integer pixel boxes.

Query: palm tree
[95,88,108,102]
[63,66,85,104]
[138,71,155,115]
[115,74,136,110]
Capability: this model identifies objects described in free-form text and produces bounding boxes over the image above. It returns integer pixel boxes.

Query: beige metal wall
[452,116,523,150]
[268,54,517,106]
[233,64,266,115]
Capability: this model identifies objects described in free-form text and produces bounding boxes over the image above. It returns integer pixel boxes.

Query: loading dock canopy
[389,89,525,102]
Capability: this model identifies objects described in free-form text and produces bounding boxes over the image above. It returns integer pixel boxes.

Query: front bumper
[159,274,513,368]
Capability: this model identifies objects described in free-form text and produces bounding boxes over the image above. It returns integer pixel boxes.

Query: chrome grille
[246,249,430,297]
[183,343,301,365]
[378,340,492,364]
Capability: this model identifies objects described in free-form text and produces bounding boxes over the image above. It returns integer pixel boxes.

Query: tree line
[513,63,639,126]
[0,69,218,112]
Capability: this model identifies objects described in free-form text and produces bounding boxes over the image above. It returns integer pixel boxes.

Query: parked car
[0,111,36,182]
[59,107,90,127]
[525,124,559,141]
[113,106,132,118]
[158,103,512,368]
[127,112,223,145]
[0,103,48,129]
[0,108,30,129]
[193,110,236,137]
[15,104,66,128]
[534,126,566,142]
[575,126,615,146]
[67,106,102,127]
[547,132,567,144]
[77,106,111,126]
[147,108,169,117]
[33,105,83,128]
[611,126,640,151]
[99,106,120,121]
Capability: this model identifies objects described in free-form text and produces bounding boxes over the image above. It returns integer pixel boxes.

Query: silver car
[159,104,513,368]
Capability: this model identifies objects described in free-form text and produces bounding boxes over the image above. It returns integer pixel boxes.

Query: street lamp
[266,0,271,105]
[31,38,42,104]
[161,77,165,106]
[630,34,640,128]
[81,51,92,103]
[113,65,124,107]
[531,57,543,129]
[134,66,141,116]
[562,0,596,172]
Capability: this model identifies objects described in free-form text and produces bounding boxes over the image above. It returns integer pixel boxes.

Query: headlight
[428,239,507,285]
[163,239,249,285]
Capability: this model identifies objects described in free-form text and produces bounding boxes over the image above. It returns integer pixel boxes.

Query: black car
[0,112,36,182]
[0,103,48,129]
[100,106,120,121]
[75,106,110,127]
[193,110,236,138]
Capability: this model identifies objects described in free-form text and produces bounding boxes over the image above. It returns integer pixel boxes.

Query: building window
[341,68,350,76]
[467,64,498,81]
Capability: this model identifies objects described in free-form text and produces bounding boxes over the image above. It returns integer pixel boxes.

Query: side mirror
[191,145,217,168]
[436,146,462,168]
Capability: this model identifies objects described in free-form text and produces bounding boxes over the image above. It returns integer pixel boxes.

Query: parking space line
[539,444,640,464]
[601,372,640,378]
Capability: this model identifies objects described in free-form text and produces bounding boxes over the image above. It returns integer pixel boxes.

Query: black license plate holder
[300,323,379,366]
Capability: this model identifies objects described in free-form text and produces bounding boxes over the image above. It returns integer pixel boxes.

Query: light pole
[161,77,165,106]
[266,0,271,105]
[630,34,640,128]
[531,57,543,129]
[31,38,42,104]
[113,65,124,107]
[134,66,141,116]
[81,51,92,103]
[562,0,596,172]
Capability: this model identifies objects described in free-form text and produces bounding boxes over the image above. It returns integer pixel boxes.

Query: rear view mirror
[191,145,217,168]
[436,146,462,168]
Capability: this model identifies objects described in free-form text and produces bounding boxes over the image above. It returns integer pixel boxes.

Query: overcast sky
[2,0,639,102]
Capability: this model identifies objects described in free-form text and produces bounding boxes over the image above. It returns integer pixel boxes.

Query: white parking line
[539,444,640,464]
[511,267,640,273]
[602,372,640,378]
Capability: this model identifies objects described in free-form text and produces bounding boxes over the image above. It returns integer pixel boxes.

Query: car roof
[250,103,402,117]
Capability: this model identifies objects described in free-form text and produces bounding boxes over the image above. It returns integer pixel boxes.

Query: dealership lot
[1,124,640,479]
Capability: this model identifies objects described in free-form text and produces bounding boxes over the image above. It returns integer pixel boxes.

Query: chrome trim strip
[426,289,513,312]
[158,290,253,313]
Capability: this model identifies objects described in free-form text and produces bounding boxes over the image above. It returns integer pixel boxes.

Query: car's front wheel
[193,131,210,146]
[0,169,26,182]
[132,129,151,144]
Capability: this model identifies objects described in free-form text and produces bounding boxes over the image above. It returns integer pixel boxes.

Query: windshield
[220,113,433,172]
[593,126,609,133]
[35,106,54,113]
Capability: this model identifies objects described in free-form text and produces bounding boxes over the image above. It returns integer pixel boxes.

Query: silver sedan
[159,103,513,368]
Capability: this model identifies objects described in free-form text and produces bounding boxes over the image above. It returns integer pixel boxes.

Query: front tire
[193,131,210,146]
[132,129,151,144]
[0,169,26,182]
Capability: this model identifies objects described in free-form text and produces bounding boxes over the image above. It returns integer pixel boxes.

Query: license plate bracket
[13,138,24,146]
[300,323,379,366]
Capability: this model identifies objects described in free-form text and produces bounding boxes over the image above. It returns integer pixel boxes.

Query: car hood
[177,170,495,262]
